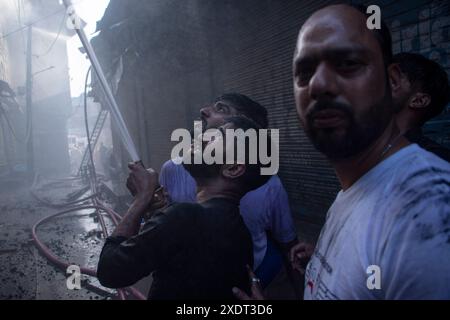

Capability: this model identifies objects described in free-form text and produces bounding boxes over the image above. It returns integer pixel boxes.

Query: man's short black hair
[350,4,393,65]
[223,115,272,192]
[215,93,269,129]
[393,52,450,123]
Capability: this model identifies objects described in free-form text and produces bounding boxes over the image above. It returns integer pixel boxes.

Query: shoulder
[160,158,191,185]
[250,175,286,194]
[393,145,450,194]
[360,145,450,240]
[161,158,184,173]
[266,175,283,187]
[408,131,450,162]
[383,145,450,241]
[241,175,288,207]
[263,175,290,201]
[143,202,203,232]
[163,201,203,217]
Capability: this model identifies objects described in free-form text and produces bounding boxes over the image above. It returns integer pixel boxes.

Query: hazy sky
[67,0,110,97]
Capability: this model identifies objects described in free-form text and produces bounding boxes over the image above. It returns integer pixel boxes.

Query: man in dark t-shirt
[97,116,273,299]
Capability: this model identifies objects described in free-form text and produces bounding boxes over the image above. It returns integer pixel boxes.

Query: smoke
[0,0,41,34]
[0,0,23,28]
[0,0,68,32]
[0,0,19,14]
[33,23,71,42]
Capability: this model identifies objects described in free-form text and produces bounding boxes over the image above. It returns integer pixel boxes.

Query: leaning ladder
[77,109,109,176]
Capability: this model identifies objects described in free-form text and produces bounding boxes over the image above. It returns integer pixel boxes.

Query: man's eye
[295,70,314,86]
[336,60,362,71]
[215,104,228,113]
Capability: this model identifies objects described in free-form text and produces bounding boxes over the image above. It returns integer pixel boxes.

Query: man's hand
[111,163,159,238]
[143,187,170,221]
[126,162,159,203]
[290,242,315,274]
[232,265,265,300]
[148,188,168,210]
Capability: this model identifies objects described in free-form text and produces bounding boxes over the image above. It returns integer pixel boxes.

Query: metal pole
[26,25,34,177]
[0,103,12,172]
[62,0,140,163]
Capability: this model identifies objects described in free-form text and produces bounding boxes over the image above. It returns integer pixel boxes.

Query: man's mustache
[306,100,353,121]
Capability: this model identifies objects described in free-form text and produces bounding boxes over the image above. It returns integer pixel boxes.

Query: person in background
[392,52,450,162]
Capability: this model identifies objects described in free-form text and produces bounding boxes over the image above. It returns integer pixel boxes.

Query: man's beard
[304,92,393,161]
[182,140,222,181]
[183,161,221,181]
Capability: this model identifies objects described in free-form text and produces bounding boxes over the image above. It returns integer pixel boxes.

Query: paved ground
[0,175,152,300]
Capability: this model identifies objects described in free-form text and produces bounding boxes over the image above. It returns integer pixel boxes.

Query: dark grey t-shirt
[97,198,253,300]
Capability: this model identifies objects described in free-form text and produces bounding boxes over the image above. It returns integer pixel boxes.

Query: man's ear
[222,164,246,179]
[409,92,431,110]
[388,63,403,97]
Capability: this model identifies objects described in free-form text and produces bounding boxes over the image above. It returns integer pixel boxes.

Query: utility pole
[26,25,34,177]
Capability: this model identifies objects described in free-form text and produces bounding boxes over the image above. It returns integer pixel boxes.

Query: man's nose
[309,63,339,101]
[200,106,211,118]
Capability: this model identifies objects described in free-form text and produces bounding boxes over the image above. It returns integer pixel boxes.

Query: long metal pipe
[62,0,140,162]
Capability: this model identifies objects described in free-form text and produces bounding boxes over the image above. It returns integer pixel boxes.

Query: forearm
[279,238,304,300]
[112,196,152,238]
[97,237,141,288]
[280,238,299,273]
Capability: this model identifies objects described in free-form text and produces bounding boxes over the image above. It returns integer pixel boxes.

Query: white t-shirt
[304,144,450,300]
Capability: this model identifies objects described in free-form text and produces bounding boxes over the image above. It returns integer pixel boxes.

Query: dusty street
[0,176,118,300]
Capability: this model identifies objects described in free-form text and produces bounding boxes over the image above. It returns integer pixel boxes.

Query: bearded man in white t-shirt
[235,3,450,300]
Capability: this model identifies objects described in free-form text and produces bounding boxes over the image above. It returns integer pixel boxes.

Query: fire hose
[31,203,146,300]
[30,152,145,300]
